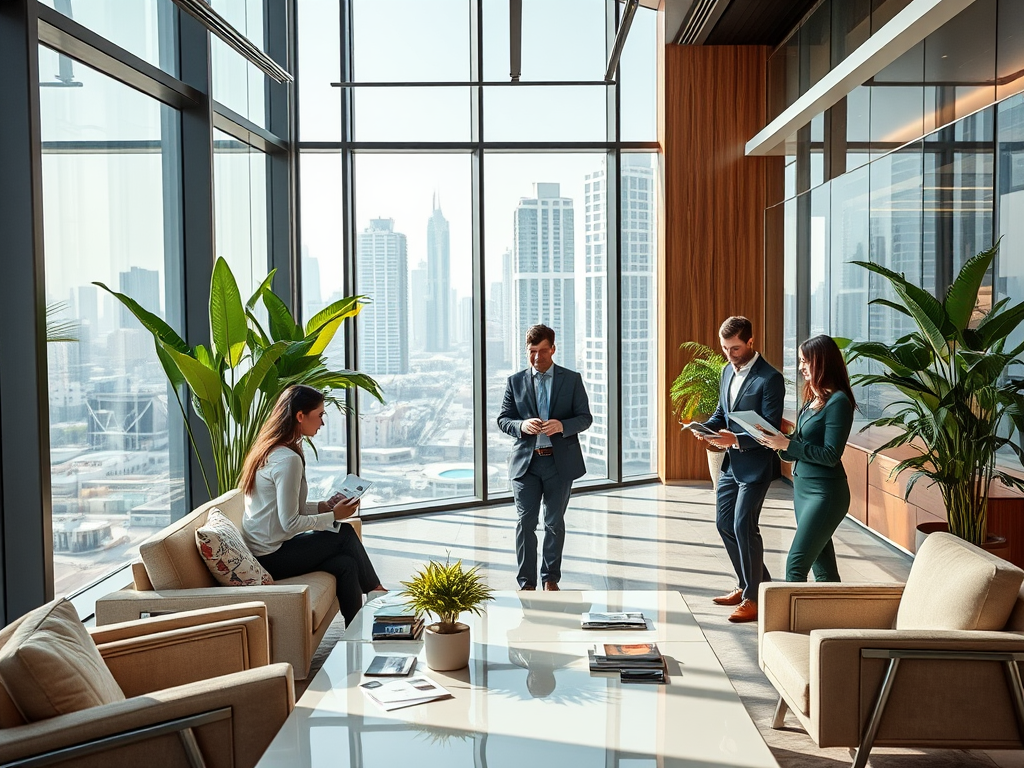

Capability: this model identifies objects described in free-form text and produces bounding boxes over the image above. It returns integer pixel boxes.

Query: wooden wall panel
[658,44,781,481]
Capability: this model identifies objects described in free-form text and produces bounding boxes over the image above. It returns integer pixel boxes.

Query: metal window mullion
[606,0,622,483]
[0,0,53,621]
[340,0,360,478]
[472,0,487,502]
[265,0,295,306]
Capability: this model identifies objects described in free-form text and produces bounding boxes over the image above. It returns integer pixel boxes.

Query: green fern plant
[399,558,494,634]
[670,341,725,420]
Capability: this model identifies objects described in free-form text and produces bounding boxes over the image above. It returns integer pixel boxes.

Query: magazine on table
[364,655,417,677]
[581,611,648,629]
[360,675,452,711]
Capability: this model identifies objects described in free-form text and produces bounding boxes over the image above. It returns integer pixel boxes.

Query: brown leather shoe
[712,587,744,606]
[520,585,536,591]
[728,599,758,623]
[543,581,560,591]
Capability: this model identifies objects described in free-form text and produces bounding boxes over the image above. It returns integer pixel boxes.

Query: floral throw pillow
[195,509,273,586]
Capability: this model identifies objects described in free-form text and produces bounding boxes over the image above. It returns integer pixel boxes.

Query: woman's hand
[332,495,360,521]
[754,425,790,451]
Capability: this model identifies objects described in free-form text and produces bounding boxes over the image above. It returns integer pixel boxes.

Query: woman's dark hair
[238,385,325,494]
[800,335,856,408]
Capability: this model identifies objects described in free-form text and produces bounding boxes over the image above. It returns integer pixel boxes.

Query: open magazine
[360,675,452,711]
[337,473,372,500]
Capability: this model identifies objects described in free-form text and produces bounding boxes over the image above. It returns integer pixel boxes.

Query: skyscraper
[580,156,656,474]
[426,194,450,352]
[409,260,428,353]
[118,266,160,329]
[512,183,575,370]
[357,218,408,374]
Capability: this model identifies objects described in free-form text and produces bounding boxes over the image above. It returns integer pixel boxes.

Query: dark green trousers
[786,476,850,582]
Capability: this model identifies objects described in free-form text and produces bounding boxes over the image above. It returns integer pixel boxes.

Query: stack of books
[588,643,667,684]
[581,611,648,630]
[371,598,424,641]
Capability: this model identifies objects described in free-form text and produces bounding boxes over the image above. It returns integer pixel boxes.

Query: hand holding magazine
[729,410,783,439]
[336,473,372,500]
[680,421,719,438]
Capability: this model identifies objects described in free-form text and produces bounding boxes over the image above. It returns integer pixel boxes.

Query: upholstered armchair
[0,600,294,768]
[759,532,1024,768]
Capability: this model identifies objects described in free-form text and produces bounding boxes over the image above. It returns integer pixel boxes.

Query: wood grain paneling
[658,44,781,482]
[843,447,868,524]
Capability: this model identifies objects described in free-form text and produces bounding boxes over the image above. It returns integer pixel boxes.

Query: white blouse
[242,445,339,557]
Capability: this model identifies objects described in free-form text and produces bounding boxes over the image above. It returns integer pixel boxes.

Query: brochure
[360,675,453,711]
[365,655,417,677]
[680,421,719,437]
[729,410,783,438]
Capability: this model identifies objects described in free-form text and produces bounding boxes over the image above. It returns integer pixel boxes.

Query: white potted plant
[400,558,494,671]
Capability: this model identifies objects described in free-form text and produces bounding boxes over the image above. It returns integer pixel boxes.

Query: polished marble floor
[314,480,1024,768]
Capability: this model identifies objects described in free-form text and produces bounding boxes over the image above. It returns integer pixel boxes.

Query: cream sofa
[96,489,362,679]
[0,600,293,768]
[759,531,1024,768]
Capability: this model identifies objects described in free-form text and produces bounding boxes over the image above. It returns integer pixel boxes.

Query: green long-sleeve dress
[779,390,854,582]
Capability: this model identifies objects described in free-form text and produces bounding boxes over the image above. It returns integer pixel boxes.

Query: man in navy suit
[498,324,592,591]
[694,316,785,623]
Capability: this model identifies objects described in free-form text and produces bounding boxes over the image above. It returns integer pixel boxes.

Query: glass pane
[213,131,268,300]
[871,0,913,32]
[40,0,178,77]
[996,94,1024,356]
[767,31,800,120]
[353,0,469,82]
[483,0,607,82]
[354,88,471,142]
[782,198,798,412]
[845,86,871,172]
[300,152,349,492]
[38,46,186,596]
[354,154,476,507]
[997,0,1024,101]
[619,154,658,477]
[832,0,871,67]
[809,182,830,337]
[801,0,831,91]
[297,0,341,141]
[870,43,924,159]
[618,6,657,142]
[924,0,996,127]
[485,153,607,489]
[210,0,267,128]
[484,86,608,143]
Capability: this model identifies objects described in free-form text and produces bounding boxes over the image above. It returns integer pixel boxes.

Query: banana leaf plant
[96,257,383,497]
[669,341,725,421]
[838,242,1024,545]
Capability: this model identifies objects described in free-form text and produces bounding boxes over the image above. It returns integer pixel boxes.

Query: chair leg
[771,696,788,729]
[850,657,901,768]
[1004,660,1024,744]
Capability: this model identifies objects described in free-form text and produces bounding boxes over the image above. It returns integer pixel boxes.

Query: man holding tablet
[690,316,785,623]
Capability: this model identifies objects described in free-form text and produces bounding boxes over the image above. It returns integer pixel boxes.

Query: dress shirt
[533,367,554,448]
[728,352,760,409]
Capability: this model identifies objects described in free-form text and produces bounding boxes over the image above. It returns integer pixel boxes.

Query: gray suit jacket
[497,364,593,482]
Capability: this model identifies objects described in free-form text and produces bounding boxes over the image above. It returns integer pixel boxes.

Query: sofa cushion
[0,599,124,722]
[196,509,274,587]
[897,531,1024,631]
[276,571,337,630]
[0,618,26,728]
[761,631,811,715]
[141,489,245,590]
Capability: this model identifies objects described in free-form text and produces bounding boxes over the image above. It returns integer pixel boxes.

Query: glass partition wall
[299,0,661,513]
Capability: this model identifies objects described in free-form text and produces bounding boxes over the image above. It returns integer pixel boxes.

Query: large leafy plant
[96,257,383,496]
[400,558,494,634]
[840,242,1024,545]
[670,341,725,420]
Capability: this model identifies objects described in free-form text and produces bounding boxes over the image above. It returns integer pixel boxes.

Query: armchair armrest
[89,601,268,645]
[759,582,905,656]
[0,663,294,768]
[96,615,271,697]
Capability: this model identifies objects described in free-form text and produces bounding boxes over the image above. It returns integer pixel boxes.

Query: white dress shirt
[728,352,760,409]
[242,445,339,557]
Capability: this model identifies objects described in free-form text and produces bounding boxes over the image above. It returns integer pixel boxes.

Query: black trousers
[257,526,380,625]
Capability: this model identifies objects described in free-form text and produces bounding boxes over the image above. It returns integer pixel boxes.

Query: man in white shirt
[693,316,785,623]
[497,324,593,591]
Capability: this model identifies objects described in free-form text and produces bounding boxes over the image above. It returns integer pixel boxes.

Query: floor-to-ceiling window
[298,0,660,512]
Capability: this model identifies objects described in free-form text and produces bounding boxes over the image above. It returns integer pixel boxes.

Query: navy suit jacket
[497,364,593,482]
[702,355,786,484]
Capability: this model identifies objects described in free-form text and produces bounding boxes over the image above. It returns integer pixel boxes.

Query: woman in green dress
[754,335,855,582]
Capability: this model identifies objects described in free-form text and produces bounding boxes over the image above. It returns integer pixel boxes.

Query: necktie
[536,373,552,448]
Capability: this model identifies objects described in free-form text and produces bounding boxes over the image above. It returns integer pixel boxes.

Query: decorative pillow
[195,508,274,586]
[0,598,125,722]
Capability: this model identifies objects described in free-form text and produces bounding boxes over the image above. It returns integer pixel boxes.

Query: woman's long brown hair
[800,335,856,409]
[238,385,325,495]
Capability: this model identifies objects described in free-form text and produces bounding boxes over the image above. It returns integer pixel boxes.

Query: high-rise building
[580,156,656,474]
[426,194,450,352]
[501,249,515,367]
[512,183,575,370]
[357,218,408,374]
[409,260,428,353]
[118,267,160,329]
[301,248,322,323]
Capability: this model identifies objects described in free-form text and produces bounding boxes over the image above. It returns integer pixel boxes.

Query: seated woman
[239,384,383,626]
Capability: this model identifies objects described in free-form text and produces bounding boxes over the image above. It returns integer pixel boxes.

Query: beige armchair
[96,489,360,679]
[0,600,293,768]
[759,531,1024,768]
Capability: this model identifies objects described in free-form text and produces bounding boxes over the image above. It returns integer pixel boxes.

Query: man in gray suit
[498,324,593,591]
[694,316,785,623]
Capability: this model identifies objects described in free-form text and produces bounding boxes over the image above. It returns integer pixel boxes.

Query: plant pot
[706,447,726,491]
[915,521,1010,560]
[424,622,470,671]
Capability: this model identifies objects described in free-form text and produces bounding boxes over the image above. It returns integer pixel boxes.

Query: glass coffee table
[256,591,780,768]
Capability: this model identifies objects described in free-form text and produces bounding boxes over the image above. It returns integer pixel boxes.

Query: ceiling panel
[704,0,820,46]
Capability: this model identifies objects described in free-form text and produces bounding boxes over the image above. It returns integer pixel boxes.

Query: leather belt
[534,447,554,456]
